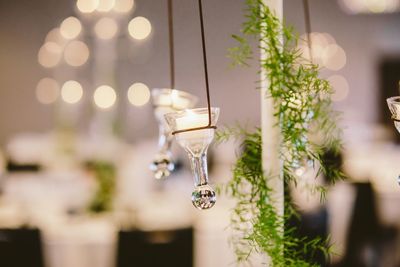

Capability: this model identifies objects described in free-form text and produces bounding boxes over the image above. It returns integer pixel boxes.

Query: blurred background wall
[0,0,260,145]
[1,0,400,145]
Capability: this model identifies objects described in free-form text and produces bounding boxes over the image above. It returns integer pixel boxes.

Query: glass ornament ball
[149,157,175,180]
[191,184,216,210]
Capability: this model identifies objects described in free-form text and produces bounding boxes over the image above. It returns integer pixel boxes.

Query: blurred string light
[77,0,133,13]
[298,32,346,71]
[76,0,99,13]
[298,32,349,102]
[64,41,90,67]
[328,75,350,102]
[61,80,83,104]
[114,0,134,13]
[38,42,63,68]
[127,82,150,106]
[339,0,399,14]
[60,17,82,40]
[94,85,117,109]
[36,78,60,104]
[128,16,152,40]
[94,17,118,40]
[97,0,115,12]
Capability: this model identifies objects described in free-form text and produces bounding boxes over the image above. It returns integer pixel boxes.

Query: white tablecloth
[0,171,237,267]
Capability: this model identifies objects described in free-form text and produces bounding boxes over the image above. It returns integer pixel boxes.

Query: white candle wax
[156,91,190,109]
[175,111,209,130]
[175,111,212,140]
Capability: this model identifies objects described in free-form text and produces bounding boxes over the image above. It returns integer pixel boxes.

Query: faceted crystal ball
[149,158,175,180]
[191,184,216,210]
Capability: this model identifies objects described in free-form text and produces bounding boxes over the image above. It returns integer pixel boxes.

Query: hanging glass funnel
[165,107,219,210]
[387,96,400,134]
[386,96,400,185]
[150,89,198,179]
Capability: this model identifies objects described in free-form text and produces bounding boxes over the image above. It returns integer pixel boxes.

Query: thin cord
[171,0,217,135]
[302,0,313,63]
[198,0,212,127]
[168,0,175,89]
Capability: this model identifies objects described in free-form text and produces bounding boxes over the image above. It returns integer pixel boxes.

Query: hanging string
[172,0,216,135]
[302,0,313,63]
[167,0,175,89]
[197,0,213,127]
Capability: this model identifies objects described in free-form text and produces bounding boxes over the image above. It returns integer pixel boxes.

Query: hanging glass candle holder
[386,96,400,185]
[165,107,219,210]
[387,96,400,133]
[150,89,198,179]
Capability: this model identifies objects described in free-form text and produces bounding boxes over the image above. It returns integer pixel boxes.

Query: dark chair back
[117,228,193,267]
[338,182,398,267]
[0,228,44,267]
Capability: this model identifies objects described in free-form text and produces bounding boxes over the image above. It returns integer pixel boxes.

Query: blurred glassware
[387,96,400,133]
[150,89,197,180]
[386,96,400,185]
[165,107,219,210]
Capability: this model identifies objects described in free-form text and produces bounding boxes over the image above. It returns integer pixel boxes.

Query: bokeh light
[61,80,83,104]
[97,0,115,12]
[76,0,99,13]
[36,78,60,104]
[339,0,399,13]
[94,85,117,109]
[114,0,134,13]
[94,17,118,40]
[38,42,63,68]
[298,32,346,71]
[60,17,82,40]
[328,75,350,102]
[127,82,150,106]
[322,44,347,71]
[128,17,152,40]
[321,32,336,45]
[64,41,90,67]
[366,0,387,12]
[45,28,67,46]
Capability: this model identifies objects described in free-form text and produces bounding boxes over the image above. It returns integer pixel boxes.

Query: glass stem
[158,125,172,155]
[189,152,208,187]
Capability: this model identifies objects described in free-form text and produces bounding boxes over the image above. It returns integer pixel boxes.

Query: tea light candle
[155,90,193,122]
[176,110,208,129]
[156,90,190,109]
[174,110,212,139]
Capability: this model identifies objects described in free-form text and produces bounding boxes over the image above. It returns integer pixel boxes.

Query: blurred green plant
[87,161,116,213]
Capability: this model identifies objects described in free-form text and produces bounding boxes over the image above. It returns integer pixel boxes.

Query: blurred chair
[6,159,41,172]
[335,182,398,267]
[117,228,193,267]
[286,195,329,266]
[0,228,44,267]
